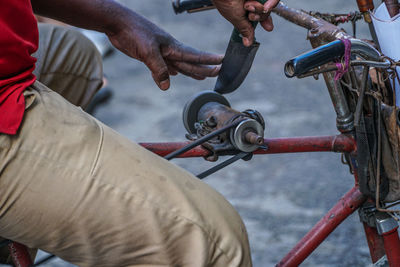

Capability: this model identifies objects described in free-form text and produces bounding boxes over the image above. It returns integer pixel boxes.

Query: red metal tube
[277,187,366,267]
[273,2,351,42]
[256,134,356,155]
[140,134,356,158]
[356,0,374,12]
[382,227,400,267]
[8,242,33,267]
[363,223,386,264]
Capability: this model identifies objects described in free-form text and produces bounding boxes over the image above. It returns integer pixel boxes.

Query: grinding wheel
[182,91,230,134]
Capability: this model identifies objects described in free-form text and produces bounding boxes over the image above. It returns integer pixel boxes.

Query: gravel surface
[14,0,391,266]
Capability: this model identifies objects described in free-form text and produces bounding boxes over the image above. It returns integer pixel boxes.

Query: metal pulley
[182,91,265,153]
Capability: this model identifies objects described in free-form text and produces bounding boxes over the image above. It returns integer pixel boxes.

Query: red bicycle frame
[9,134,370,267]
[11,135,400,266]
[143,1,400,265]
[141,133,400,266]
[8,2,400,267]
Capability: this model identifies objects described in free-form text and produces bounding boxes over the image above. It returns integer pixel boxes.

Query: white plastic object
[371,3,400,106]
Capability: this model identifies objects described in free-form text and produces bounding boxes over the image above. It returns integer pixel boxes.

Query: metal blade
[214,40,260,94]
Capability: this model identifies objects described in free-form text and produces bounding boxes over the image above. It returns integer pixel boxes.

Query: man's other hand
[32,0,223,91]
[212,0,280,47]
[107,12,223,91]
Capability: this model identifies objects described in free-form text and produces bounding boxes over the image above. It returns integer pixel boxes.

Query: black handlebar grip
[284,40,345,78]
[172,0,214,14]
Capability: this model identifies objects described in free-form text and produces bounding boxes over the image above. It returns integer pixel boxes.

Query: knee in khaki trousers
[0,25,252,266]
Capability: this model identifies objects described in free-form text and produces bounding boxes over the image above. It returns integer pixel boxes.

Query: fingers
[145,54,221,90]
[264,0,280,13]
[171,61,220,79]
[212,0,256,46]
[144,43,223,90]
[260,16,274,31]
[244,0,278,32]
[248,12,269,22]
[144,52,170,91]
[247,13,274,31]
[162,44,223,65]
[143,34,225,88]
[236,19,255,47]
[244,0,280,13]
[162,43,221,81]
[244,1,265,13]
[167,63,178,76]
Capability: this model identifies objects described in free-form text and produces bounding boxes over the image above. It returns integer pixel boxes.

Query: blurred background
[37,0,386,266]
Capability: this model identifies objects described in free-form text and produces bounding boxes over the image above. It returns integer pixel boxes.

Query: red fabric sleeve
[0,0,38,134]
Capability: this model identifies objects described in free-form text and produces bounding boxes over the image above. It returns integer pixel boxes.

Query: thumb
[236,19,255,47]
[260,15,274,32]
[144,52,170,91]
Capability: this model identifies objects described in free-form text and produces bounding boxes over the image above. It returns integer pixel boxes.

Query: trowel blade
[214,40,260,94]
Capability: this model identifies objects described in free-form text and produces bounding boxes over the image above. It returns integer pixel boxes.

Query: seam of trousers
[89,119,104,176]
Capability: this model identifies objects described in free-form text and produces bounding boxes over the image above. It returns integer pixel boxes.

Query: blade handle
[172,0,214,14]
[231,0,268,43]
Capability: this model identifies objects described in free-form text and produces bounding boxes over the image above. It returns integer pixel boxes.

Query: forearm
[31,0,223,91]
[31,0,134,36]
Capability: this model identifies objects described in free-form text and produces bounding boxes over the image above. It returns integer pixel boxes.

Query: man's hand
[32,0,223,91]
[212,0,280,47]
[107,11,223,90]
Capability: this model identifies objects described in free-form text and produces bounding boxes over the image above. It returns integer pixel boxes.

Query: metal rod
[140,134,357,157]
[140,141,207,158]
[381,227,400,266]
[255,134,356,154]
[354,66,370,127]
[308,38,354,133]
[277,187,366,267]
[163,120,243,160]
[297,59,390,79]
[196,152,251,179]
[356,0,374,13]
[244,131,264,145]
[273,2,351,42]
[8,242,34,267]
[363,223,386,264]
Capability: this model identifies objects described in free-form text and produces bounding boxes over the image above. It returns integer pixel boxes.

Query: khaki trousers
[0,25,252,266]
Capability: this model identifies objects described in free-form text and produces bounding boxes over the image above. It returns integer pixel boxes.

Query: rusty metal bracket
[359,202,378,228]
[164,119,243,160]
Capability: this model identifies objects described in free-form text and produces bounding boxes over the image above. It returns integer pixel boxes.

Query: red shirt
[0,0,38,135]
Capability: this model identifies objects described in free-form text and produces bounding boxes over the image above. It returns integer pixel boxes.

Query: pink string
[334,39,352,81]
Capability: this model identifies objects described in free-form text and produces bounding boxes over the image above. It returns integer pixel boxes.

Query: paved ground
[30,0,389,266]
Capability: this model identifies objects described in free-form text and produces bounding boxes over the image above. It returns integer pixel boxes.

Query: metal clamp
[375,213,399,235]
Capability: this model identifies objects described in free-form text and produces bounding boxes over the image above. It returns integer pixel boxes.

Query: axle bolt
[244,131,264,145]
